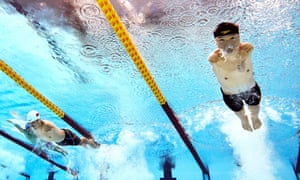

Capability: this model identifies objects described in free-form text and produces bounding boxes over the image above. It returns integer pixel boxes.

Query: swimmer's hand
[9,111,23,120]
[44,142,68,156]
[54,146,68,156]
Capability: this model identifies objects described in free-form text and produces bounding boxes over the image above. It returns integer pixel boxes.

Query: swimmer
[27,110,100,148]
[7,111,68,156]
[208,22,262,131]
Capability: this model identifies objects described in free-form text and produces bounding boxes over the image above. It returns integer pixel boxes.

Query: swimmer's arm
[240,42,254,52]
[239,42,254,60]
[43,141,68,156]
[208,49,221,63]
[51,143,68,156]
[26,135,37,144]
[7,119,37,143]
[6,119,26,134]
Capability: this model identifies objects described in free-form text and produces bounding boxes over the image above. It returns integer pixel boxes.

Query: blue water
[0,0,300,179]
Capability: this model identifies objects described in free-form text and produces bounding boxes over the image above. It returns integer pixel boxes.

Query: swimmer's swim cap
[214,22,239,38]
[26,110,40,122]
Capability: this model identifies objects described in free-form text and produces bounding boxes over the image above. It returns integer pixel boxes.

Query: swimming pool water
[0,0,300,179]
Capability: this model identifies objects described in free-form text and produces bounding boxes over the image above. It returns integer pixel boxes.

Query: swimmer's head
[213,22,239,38]
[214,22,240,57]
[26,110,40,122]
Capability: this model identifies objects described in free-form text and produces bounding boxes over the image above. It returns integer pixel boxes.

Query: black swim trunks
[57,129,81,146]
[221,83,261,112]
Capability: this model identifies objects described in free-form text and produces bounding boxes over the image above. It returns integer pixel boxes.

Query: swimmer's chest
[213,57,252,74]
[34,126,55,138]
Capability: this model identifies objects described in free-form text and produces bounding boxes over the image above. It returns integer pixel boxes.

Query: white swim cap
[26,110,40,121]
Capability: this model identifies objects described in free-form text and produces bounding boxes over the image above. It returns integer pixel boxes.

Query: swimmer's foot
[92,141,101,149]
[87,139,100,149]
[252,117,262,130]
[241,115,253,132]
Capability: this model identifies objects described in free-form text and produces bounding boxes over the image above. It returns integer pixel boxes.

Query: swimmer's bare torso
[208,35,256,94]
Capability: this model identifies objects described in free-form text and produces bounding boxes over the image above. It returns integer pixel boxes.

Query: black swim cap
[213,22,239,38]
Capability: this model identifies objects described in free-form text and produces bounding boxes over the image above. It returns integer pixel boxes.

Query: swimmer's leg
[32,143,43,155]
[248,104,262,130]
[234,108,253,131]
[221,90,253,131]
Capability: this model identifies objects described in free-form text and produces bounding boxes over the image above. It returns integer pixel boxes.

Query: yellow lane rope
[0,60,64,118]
[96,0,166,105]
[95,2,209,174]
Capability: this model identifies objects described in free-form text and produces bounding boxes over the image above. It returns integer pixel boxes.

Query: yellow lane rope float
[95,0,209,175]
[0,60,93,139]
[0,60,64,118]
[96,0,166,105]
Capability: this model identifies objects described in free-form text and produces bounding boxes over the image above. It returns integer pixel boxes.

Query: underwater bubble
[80,3,101,19]
[168,36,187,50]
[81,44,97,57]
[178,13,195,27]
[197,18,209,26]
[207,6,220,16]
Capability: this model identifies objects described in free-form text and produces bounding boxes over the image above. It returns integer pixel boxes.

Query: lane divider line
[95,0,209,175]
[0,129,78,176]
[0,60,93,139]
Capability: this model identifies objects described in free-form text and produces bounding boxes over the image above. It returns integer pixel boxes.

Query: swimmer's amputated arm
[208,49,222,63]
[239,42,254,59]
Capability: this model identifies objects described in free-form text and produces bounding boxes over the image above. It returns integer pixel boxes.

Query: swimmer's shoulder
[40,119,56,127]
[208,49,222,63]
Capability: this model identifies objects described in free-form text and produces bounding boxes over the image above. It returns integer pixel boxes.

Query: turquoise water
[0,0,300,179]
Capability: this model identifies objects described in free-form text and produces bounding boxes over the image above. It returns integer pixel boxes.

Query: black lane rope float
[95,0,209,176]
[3,0,93,139]
[293,145,300,177]
[0,130,77,176]
[0,60,94,140]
